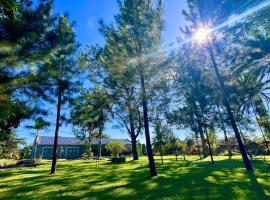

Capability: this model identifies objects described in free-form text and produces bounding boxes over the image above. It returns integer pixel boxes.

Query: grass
[0,159,17,167]
[0,156,270,200]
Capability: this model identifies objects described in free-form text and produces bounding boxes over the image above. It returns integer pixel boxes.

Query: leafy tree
[0,98,31,141]
[0,132,24,159]
[19,145,32,159]
[71,100,100,158]
[72,85,113,159]
[179,141,187,161]
[26,117,50,135]
[71,87,113,158]
[153,119,174,164]
[185,138,194,155]
[169,138,182,161]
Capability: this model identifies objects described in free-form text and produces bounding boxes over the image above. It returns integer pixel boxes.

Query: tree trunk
[129,110,139,160]
[193,103,207,158]
[140,68,157,177]
[254,96,270,137]
[204,127,214,164]
[87,132,92,158]
[217,105,232,156]
[196,119,208,158]
[236,122,250,155]
[50,87,62,174]
[223,129,231,156]
[98,126,103,159]
[252,103,270,154]
[195,131,202,159]
[207,44,253,171]
[34,130,38,159]
[160,154,164,164]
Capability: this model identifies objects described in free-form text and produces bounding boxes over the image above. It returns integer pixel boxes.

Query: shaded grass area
[0,156,270,200]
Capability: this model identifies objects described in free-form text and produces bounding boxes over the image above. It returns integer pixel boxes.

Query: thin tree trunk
[236,122,249,153]
[88,132,92,158]
[193,104,207,157]
[196,119,208,157]
[204,127,214,164]
[98,126,102,159]
[223,128,231,156]
[50,87,62,174]
[140,68,157,177]
[254,97,270,137]
[207,44,253,171]
[195,131,202,159]
[217,105,232,156]
[129,109,139,160]
[252,104,270,154]
[34,130,38,159]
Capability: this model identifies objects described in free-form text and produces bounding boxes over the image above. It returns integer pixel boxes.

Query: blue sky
[16,0,188,144]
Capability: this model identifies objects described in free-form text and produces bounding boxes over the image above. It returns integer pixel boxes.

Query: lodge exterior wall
[32,144,132,159]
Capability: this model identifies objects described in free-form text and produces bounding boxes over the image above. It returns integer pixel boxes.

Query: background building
[32,136,132,159]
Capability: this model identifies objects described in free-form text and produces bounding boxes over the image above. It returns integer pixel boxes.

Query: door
[66,147,79,159]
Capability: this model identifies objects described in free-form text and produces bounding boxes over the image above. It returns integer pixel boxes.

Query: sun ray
[127,0,270,65]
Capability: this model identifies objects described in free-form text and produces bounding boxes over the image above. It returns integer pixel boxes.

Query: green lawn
[0,156,270,200]
[0,159,17,167]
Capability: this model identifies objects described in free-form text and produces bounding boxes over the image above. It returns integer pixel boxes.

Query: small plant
[105,141,126,158]
[35,156,42,163]
[86,148,94,158]
[81,152,93,160]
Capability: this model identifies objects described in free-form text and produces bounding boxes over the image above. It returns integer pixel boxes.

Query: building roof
[35,136,131,145]
[92,138,131,145]
[36,136,85,145]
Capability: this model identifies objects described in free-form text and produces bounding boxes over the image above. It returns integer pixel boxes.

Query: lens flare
[193,26,210,43]
[127,0,270,65]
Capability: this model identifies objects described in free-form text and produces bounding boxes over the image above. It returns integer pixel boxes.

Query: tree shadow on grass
[1,158,270,200]
[247,171,268,200]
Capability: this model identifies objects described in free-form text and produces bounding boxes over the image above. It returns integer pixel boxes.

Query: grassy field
[0,156,270,200]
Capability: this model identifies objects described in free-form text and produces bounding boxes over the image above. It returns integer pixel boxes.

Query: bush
[19,146,32,159]
[81,152,93,160]
[105,141,126,158]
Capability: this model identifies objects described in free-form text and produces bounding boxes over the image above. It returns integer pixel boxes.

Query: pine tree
[181,0,254,171]
[33,16,79,174]
[112,0,164,177]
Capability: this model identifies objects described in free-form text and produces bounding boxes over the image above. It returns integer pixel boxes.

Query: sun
[193,26,210,44]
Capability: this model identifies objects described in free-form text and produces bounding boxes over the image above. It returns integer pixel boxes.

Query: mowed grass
[0,159,17,167]
[0,156,270,200]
